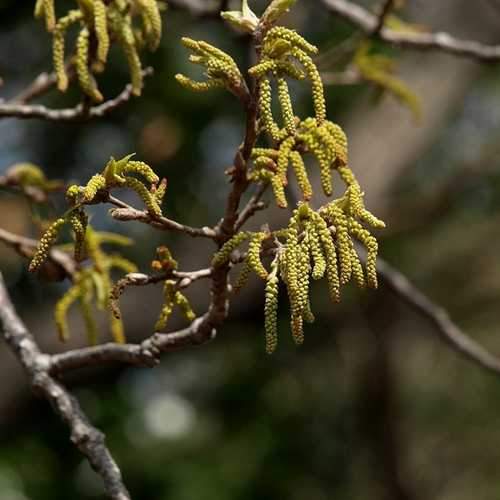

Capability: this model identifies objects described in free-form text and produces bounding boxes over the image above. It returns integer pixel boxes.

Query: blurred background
[2,0,500,499]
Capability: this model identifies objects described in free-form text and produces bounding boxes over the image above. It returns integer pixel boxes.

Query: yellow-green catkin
[306,221,326,280]
[176,38,242,94]
[34,0,45,20]
[83,174,106,202]
[270,172,287,209]
[284,223,306,344]
[119,21,143,96]
[264,262,279,354]
[233,260,252,293]
[123,177,161,216]
[259,77,283,142]
[175,75,224,92]
[155,281,175,331]
[55,284,81,341]
[297,122,333,197]
[153,179,167,205]
[247,233,269,280]
[326,123,348,167]
[277,135,295,185]
[212,232,251,267]
[29,218,66,272]
[69,209,88,262]
[277,77,296,136]
[41,0,56,31]
[136,0,162,50]
[174,291,196,322]
[121,160,160,184]
[328,205,352,285]
[53,10,83,92]
[93,0,109,67]
[292,47,326,123]
[349,220,379,289]
[350,245,366,289]
[265,27,318,57]
[76,27,104,102]
[313,212,340,302]
[289,151,312,201]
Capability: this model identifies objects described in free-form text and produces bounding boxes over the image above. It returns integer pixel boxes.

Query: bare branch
[377,258,500,377]
[11,65,74,104]
[108,195,218,239]
[0,274,131,500]
[321,0,500,61]
[0,68,153,121]
[235,183,268,231]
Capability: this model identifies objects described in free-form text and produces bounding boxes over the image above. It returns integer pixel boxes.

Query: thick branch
[377,258,500,377]
[321,0,500,61]
[0,274,130,500]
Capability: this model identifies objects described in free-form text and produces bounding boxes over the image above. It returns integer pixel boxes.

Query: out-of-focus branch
[377,258,500,377]
[321,68,363,86]
[11,65,74,104]
[0,274,131,500]
[0,227,76,277]
[373,0,396,35]
[321,0,500,61]
[0,68,153,121]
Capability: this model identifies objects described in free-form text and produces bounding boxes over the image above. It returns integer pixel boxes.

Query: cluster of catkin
[29,154,164,274]
[34,0,163,101]
[180,21,386,352]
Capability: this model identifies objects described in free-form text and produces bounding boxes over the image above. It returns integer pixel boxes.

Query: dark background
[2,1,500,499]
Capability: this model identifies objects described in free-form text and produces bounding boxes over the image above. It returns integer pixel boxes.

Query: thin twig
[235,183,268,231]
[11,65,74,104]
[108,195,218,239]
[321,0,500,61]
[0,274,131,500]
[377,258,500,377]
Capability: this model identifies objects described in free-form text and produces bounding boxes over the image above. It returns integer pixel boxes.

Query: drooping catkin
[264,264,279,354]
[29,218,66,272]
[76,27,103,102]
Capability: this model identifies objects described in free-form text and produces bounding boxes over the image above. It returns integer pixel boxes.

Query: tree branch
[377,258,500,377]
[108,195,218,239]
[0,68,153,121]
[0,273,131,500]
[373,0,396,35]
[321,0,500,61]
